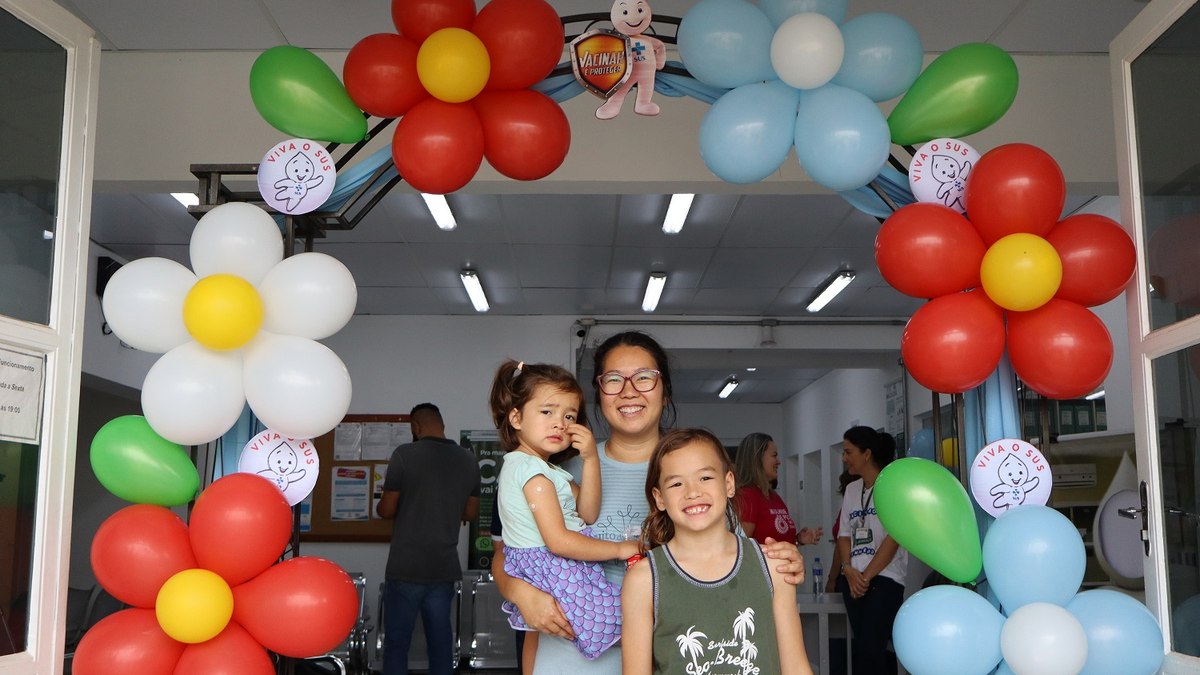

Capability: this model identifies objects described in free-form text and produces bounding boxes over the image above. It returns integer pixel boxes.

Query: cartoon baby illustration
[273,151,325,212]
[989,453,1040,510]
[596,0,666,119]
[931,153,971,212]
[258,441,308,491]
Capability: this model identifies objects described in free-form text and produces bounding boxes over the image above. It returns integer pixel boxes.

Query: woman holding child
[492,331,806,674]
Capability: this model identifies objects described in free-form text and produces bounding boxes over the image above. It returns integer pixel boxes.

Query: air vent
[1052,463,1098,489]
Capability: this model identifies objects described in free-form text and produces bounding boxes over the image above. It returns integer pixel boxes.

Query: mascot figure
[597,0,665,119]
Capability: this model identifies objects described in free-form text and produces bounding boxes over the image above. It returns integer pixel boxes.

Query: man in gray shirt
[377,403,481,675]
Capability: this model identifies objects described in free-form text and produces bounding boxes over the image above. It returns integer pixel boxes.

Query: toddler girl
[489,360,639,660]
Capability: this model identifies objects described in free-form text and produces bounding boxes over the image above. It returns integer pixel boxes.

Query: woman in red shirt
[734,432,822,546]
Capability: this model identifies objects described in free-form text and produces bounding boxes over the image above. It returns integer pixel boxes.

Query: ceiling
[55,0,1144,402]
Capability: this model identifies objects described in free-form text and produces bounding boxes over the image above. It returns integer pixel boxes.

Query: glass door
[0,1,96,673]
[1112,0,1200,669]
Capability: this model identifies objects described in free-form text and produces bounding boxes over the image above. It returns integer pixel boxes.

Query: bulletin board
[300,414,410,542]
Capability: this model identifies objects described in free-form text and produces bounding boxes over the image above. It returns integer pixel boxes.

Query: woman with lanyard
[492,331,806,675]
[835,426,907,675]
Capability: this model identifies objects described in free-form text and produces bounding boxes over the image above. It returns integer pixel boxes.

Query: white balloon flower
[101,202,357,445]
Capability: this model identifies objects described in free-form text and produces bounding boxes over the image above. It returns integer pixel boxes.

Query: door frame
[1111,0,1200,670]
[0,1,97,673]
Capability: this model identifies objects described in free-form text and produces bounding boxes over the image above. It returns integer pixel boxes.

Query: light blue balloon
[1174,594,1200,656]
[678,0,776,88]
[1066,590,1164,675]
[833,13,924,102]
[982,505,1086,613]
[909,427,936,460]
[700,80,801,183]
[793,84,890,191]
[893,585,1004,675]
[758,0,848,27]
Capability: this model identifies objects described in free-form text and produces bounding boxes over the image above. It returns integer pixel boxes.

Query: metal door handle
[1117,506,1144,520]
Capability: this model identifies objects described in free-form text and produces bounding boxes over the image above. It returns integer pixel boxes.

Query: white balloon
[189,202,283,285]
[770,12,845,90]
[1001,603,1088,675]
[100,257,195,353]
[142,342,246,445]
[243,332,352,440]
[258,252,357,340]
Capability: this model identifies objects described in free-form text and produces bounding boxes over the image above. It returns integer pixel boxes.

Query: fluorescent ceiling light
[642,272,667,312]
[171,192,199,208]
[806,270,856,313]
[1085,390,1106,401]
[718,376,739,399]
[459,269,489,312]
[662,193,694,234]
[422,193,457,231]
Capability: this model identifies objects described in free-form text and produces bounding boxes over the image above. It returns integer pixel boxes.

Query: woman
[835,426,907,675]
[492,331,806,675]
[733,432,822,546]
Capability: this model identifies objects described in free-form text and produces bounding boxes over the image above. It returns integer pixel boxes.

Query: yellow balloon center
[155,568,233,644]
[183,274,264,350]
[980,233,1063,312]
[417,28,491,103]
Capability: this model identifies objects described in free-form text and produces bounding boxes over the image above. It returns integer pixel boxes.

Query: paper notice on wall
[331,465,370,521]
[362,423,396,461]
[334,423,362,461]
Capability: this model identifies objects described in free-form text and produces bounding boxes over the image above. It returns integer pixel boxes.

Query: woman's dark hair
[488,360,587,452]
[843,425,896,470]
[641,428,738,550]
[590,331,677,430]
[734,432,774,496]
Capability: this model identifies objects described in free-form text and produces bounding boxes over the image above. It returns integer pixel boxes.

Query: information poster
[0,345,45,444]
[331,465,371,521]
[461,429,505,570]
[371,463,389,520]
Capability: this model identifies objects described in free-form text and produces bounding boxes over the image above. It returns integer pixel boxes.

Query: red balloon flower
[74,474,359,675]
[344,0,570,193]
[883,144,1133,398]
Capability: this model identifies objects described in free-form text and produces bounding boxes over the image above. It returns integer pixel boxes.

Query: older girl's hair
[488,360,587,452]
[590,331,677,430]
[733,432,774,496]
[843,426,897,470]
[641,428,738,550]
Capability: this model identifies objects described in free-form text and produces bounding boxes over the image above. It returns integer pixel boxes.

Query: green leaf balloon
[250,45,368,144]
[874,457,982,583]
[887,43,1018,146]
[90,415,199,506]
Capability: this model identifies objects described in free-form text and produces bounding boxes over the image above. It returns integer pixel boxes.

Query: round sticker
[238,429,318,505]
[908,138,979,214]
[969,438,1052,518]
[257,139,336,215]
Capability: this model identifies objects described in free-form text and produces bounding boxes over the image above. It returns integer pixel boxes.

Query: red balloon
[876,203,986,298]
[391,0,475,43]
[174,622,274,675]
[73,608,184,675]
[1007,298,1113,399]
[1147,215,1200,306]
[966,143,1065,245]
[393,99,484,194]
[90,505,196,608]
[189,473,292,586]
[901,289,1006,393]
[344,33,427,118]
[473,90,570,181]
[473,0,564,90]
[233,557,359,658]
[1046,213,1136,307]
